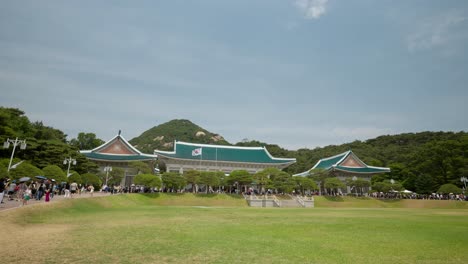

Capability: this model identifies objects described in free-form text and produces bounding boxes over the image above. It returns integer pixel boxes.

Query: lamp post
[3,138,27,172]
[63,157,77,177]
[104,166,112,186]
[352,176,357,196]
[461,177,467,194]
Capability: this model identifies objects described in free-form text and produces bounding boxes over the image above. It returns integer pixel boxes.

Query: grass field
[2,194,468,264]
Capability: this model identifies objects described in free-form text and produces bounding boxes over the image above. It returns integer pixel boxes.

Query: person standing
[64,182,71,198]
[0,178,5,204]
[36,182,44,200]
[70,181,78,198]
[45,188,51,202]
[8,180,16,201]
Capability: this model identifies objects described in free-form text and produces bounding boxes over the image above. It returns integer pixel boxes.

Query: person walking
[88,185,94,197]
[23,187,32,206]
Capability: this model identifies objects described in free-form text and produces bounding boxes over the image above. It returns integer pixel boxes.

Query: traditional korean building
[294,150,390,193]
[80,132,157,186]
[154,141,296,174]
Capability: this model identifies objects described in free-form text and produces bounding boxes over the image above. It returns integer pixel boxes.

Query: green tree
[184,170,200,193]
[414,174,436,194]
[162,172,186,192]
[106,167,125,186]
[437,183,462,194]
[69,132,104,150]
[307,168,329,195]
[42,165,67,183]
[294,176,317,195]
[81,173,101,188]
[199,171,220,193]
[271,171,295,193]
[215,171,227,191]
[129,161,152,175]
[324,177,346,195]
[254,168,277,194]
[228,170,253,193]
[134,174,162,189]
[68,171,82,185]
[8,162,43,180]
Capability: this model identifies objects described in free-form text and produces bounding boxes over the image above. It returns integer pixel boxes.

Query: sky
[1,0,467,150]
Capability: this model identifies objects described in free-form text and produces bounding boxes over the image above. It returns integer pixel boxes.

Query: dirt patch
[1,220,70,263]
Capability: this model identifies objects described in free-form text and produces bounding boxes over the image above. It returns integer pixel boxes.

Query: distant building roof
[155,141,296,165]
[80,133,156,162]
[294,150,390,176]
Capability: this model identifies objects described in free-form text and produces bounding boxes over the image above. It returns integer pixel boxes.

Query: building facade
[155,141,296,174]
[294,150,390,194]
[80,132,157,187]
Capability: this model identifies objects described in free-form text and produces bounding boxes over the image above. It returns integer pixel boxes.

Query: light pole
[352,176,357,196]
[3,138,27,172]
[461,177,467,194]
[63,157,77,177]
[104,166,112,186]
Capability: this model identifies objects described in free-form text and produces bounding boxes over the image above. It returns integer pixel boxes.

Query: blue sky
[1,0,467,150]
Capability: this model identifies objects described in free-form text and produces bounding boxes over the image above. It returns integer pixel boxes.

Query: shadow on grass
[139,193,245,200]
[194,193,218,198]
[225,194,244,200]
[140,193,161,198]
[323,196,344,202]
[380,199,403,204]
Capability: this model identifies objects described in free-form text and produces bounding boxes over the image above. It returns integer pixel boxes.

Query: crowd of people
[0,177,101,207]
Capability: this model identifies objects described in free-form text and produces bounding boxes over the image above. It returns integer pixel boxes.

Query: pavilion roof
[294,150,390,176]
[154,141,296,165]
[80,133,156,162]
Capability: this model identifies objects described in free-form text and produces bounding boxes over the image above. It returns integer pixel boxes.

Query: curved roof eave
[156,153,296,166]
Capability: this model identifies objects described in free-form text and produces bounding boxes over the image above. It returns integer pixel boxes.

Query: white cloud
[294,0,329,19]
[407,11,467,53]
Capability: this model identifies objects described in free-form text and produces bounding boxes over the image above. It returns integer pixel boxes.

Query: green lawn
[2,194,468,263]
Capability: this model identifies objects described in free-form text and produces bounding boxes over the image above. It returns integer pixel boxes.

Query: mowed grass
[315,195,468,209]
[2,194,468,264]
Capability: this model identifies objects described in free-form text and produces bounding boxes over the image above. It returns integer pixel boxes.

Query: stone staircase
[244,194,314,208]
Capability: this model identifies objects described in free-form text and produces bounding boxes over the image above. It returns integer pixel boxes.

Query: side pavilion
[294,150,390,193]
[154,141,296,174]
[80,132,157,187]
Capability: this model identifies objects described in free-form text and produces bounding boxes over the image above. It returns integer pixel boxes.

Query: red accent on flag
[192,148,202,156]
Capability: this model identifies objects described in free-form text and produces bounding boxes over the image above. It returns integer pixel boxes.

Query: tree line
[1,106,467,194]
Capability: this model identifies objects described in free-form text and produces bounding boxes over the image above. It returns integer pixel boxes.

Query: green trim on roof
[82,152,155,162]
[155,142,295,164]
[294,150,390,176]
[333,166,390,174]
[313,153,348,170]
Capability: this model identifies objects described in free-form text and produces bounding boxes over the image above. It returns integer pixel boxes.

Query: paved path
[0,192,111,212]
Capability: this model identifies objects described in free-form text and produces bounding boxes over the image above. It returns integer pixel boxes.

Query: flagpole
[199,148,202,171]
[216,147,218,171]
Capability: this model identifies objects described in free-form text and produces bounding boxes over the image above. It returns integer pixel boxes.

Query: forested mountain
[1,106,467,194]
[131,118,468,193]
[129,119,229,153]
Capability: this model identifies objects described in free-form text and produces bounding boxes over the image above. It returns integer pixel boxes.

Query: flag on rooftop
[192,148,202,156]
